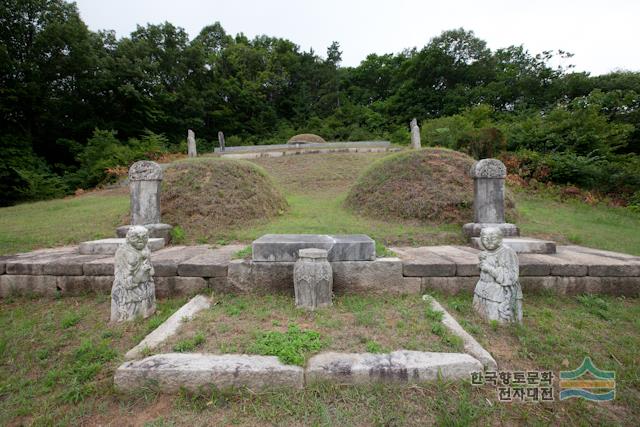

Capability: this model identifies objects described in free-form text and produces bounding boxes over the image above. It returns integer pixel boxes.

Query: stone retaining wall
[1,244,639,298]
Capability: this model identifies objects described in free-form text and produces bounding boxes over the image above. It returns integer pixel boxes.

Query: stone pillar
[117,161,172,243]
[410,118,421,149]
[293,248,333,310]
[187,129,197,157]
[463,159,519,238]
[218,131,226,152]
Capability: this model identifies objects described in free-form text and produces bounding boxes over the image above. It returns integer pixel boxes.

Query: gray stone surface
[428,298,497,370]
[410,118,421,149]
[391,247,456,277]
[555,247,640,277]
[471,237,556,254]
[332,258,421,294]
[187,129,197,157]
[5,246,78,275]
[218,131,225,152]
[306,350,482,384]
[115,353,304,392]
[221,146,399,159]
[214,140,391,153]
[126,295,211,359]
[227,259,295,293]
[83,256,115,276]
[150,245,210,276]
[154,276,208,297]
[117,223,172,244]
[462,222,520,238]
[252,234,375,262]
[79,238,165,255]
[417,246,480,276]
[421,277,478,294]
[294,248,333,310]
[177,244,243,277]
[111,226,156,322]
[128,161,164,226]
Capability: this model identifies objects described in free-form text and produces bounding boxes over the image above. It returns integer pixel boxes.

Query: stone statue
[111,226,156,322]
[187,129,197,157]
[472,227,522,324]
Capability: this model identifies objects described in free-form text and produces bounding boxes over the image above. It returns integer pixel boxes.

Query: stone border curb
[115,350,482,393]
[125,295,211,360]
[426,296,498,370]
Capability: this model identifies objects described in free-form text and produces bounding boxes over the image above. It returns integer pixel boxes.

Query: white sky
[74,0,640,76]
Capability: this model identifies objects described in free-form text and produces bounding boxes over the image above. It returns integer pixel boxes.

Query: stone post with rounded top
[116,160,172,243]
[463,158,519,238]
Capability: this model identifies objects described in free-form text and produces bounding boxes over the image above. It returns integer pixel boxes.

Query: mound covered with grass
[161,158,287,238]
[346,148,514,223]
[287,133,326,144]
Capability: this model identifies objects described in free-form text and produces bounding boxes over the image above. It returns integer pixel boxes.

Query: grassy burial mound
[346,148,515,223]
[287,133,326,144]
[161,158,287,240]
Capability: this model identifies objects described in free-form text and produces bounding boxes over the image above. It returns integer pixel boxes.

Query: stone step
[470,237,556,254]
[79,238,165,255]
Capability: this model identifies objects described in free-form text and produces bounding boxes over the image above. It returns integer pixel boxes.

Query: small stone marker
[218,131,225,152]
[410,118,421,149]
[294,248,333,310]
[187,129,197,157]
[111,226,156,322]
[463,158,519,238]
[472,227,523,324]
[116,160,172,243]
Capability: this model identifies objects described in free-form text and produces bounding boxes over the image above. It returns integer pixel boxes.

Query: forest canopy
[2,0,640,205]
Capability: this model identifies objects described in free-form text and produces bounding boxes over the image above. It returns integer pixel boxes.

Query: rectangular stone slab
[151,245,210,276]
[79,238,165,255]
[252,234,375,262]
[555,247,640,277]
[390,247,456,277]
[5,247,78,275]
[306,351,482,384]
[114,353,304,392]
[177,244,244,277]
[471,237,556,254]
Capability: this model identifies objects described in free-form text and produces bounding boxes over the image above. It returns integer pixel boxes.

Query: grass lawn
[1,292,638,425]
[0,189,129,255]
[155,293,463,362]
[1,151,639,256]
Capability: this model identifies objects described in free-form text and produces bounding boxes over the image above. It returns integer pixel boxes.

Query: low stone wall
[214,140,391,153]
[1,244,639,298]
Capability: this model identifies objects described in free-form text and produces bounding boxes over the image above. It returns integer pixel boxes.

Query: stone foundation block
[115,353,304,392]
[306,351,482,384]
[332,258,416,294]
[227,260,295,293]
[154,277,207,297]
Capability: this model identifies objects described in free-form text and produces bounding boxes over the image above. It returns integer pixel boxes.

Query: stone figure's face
[480,228,502,251]
[126,226,149,251]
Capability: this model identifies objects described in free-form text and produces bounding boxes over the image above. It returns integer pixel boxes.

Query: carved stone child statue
[111,226,156,322]
[472,227,523,324]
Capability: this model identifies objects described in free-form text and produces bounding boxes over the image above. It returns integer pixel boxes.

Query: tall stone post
[116,161,172,243]
[463,158,519,238]
[410,118,421,149]
[187,129,197,157]
[218,131,226,152]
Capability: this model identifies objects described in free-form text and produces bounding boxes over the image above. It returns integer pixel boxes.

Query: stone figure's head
[480,227,503,251]
[126,226,149,251]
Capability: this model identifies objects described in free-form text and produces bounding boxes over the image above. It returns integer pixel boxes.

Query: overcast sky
[74,0,640,76]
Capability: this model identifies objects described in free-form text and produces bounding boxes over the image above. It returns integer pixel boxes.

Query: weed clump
[249,324,324,366]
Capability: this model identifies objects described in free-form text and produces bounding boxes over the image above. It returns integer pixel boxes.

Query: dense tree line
[2,0,640,206]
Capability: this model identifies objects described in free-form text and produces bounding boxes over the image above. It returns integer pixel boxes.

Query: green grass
[1,152,639,255]
[1,293,639,425]
[516,191,640,255]
[249,324,324,366]
[0,191,128,255]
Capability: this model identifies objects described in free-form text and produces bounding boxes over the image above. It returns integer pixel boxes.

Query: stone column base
[117,223,173,244]
[462,222,520,238]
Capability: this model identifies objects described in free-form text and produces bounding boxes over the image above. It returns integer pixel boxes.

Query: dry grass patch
[346,147,516,223]
[155,293,464,363]
[161,158,287,243]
